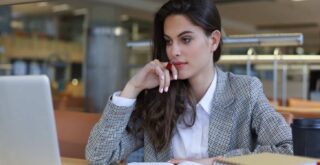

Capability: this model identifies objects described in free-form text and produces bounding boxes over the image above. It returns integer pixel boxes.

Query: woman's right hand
[120,59,178,99]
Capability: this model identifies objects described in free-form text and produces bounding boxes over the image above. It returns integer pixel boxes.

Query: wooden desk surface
[61,157,88,165]
[276,106,320,118]
[223,153,320,165]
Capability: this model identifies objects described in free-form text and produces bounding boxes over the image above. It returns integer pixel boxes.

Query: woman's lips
[173,62,188,69]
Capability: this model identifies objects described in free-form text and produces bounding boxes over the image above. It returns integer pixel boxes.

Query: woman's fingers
[164,69,171,92]
[165,62,178,80]
[170,63,178,80]
[154,63,165,93]
[150,59,178,93]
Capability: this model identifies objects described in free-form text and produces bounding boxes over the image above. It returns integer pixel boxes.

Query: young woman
[86,0,293,164]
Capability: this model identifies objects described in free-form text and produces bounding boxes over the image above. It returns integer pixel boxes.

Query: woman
[86,0,293,164]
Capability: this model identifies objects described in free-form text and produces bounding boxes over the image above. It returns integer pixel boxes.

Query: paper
[128,161,202,165]
[179,161,203,165]
[128,162,173,165]
[129,163,172,165]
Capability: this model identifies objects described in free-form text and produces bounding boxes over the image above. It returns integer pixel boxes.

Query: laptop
[0,75,61,165]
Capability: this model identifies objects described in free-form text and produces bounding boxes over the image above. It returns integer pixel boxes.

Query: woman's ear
[209,30,221,52]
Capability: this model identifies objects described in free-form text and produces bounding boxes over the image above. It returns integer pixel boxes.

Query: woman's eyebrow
[164,31,193,39]
[164,35,170,39]
[177,31,193,37]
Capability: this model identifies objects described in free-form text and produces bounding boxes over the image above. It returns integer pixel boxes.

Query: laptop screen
[0,75,61,165]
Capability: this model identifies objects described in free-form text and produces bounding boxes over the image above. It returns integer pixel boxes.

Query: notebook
[129,161,202,165]
[0,75,61,165]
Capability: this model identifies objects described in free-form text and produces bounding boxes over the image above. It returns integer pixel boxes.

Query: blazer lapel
[208,67,235,157]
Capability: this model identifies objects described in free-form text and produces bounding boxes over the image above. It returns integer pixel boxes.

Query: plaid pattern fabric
[85,67,293,165]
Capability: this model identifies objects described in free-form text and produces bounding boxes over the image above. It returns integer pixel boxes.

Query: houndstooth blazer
[85,67,293,165]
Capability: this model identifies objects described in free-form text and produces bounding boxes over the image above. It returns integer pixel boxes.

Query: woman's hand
[120,59,178,99]
[168,156,224,165]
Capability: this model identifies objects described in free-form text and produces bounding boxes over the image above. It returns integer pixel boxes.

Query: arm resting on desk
[85,98,143,165]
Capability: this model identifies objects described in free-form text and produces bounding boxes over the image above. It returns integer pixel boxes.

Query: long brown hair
[130,0,223,152]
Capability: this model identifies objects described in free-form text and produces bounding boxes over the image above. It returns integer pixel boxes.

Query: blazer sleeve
[85,97,143,165]
[223,77,293,157]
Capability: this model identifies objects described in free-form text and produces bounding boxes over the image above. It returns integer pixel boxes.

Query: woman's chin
[176,74,189,80]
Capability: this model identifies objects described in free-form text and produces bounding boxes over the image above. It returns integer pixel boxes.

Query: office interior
[0,0,320,163]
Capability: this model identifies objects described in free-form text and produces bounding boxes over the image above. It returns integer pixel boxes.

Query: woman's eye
[182,37,192,44]
[165,39,172,45]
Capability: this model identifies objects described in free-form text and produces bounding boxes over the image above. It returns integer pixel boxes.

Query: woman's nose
[169,43,181,57]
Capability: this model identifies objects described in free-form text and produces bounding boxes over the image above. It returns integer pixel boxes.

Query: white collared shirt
[172,70,217,159]
[112,70,217,159]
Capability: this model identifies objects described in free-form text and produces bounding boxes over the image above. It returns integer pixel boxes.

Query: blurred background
[1,0,320,113]
[1,0,320,161]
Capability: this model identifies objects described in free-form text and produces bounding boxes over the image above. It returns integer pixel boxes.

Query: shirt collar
[198,69,217,115]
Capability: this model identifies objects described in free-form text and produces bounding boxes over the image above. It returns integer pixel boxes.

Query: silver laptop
[0,75,61,165]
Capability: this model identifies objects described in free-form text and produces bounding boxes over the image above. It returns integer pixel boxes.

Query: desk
[276,106,320,118]
[61,158,125,165]
[222,153,320,165]
[61,157,88,165]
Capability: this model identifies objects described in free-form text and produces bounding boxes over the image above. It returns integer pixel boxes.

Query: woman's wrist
[120,82,141,99]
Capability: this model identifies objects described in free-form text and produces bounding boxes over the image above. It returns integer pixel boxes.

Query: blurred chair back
[278,111,294,125]
[288,98,320,108]
[269,100,279,107]
[54,111,100,159]
[55,95,86,112]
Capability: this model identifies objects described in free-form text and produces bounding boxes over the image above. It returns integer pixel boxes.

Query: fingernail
[159,88,163,93]
[164,87,168,92]
[161,75,164,80]
[174,75,178,80]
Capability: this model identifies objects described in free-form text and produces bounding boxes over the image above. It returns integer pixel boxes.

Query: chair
[269,100,279,108]
[278,111,294,125]
[288,98,320,108]
[54,110,100,159]
[276,106,320,119]
[55,95,87,112]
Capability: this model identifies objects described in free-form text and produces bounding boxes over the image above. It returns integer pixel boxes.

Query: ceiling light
[10,20,24,29]
[37,2,48,7]
[74,8,88,15]
[53,4,70,12]
[224,33,303,47]
[114,27,123,36]
[72,79,79,86]
[126,33,304,48]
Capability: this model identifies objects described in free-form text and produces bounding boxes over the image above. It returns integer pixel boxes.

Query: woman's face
[164,14,220,80]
